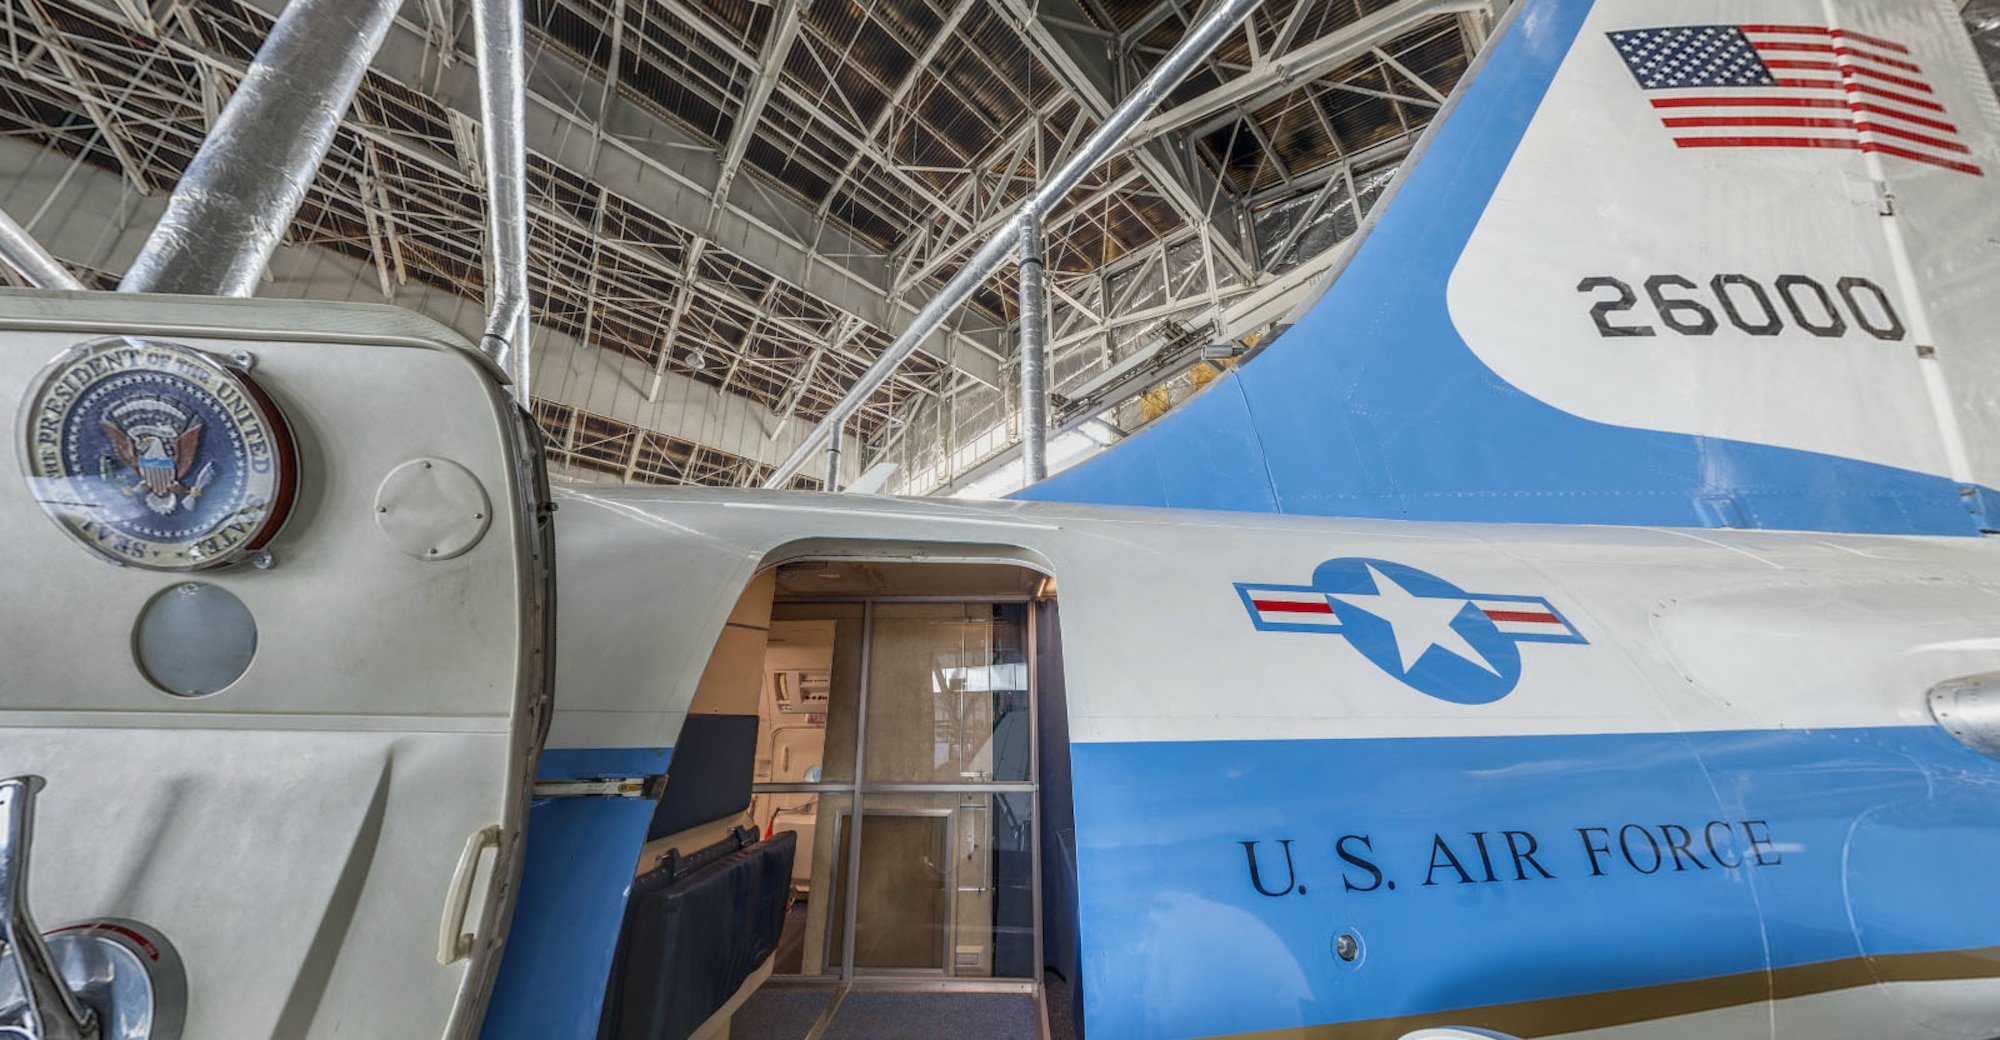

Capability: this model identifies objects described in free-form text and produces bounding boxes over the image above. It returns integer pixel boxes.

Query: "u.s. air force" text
[1238,819,1784,897]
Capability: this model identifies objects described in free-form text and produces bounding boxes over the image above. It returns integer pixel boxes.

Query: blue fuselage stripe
[1069,726,2000,1039]
[482,746,671,1039]
[536,745,671,779]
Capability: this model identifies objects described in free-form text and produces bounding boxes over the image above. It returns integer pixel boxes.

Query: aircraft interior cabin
[601,559,1080,1040]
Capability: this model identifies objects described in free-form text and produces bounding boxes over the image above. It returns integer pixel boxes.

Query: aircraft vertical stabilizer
[1021,0,2000,535]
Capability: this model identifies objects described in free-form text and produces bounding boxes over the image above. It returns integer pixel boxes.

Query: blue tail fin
[1022,0,2000,535]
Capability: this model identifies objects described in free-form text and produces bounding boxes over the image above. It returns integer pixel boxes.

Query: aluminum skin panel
[544,487,2000,1038]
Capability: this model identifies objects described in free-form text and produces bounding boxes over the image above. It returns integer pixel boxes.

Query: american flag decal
[1608,24,1982,176]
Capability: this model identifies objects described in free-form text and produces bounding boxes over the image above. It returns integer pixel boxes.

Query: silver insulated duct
[474,0,532,394]
[119,0,400,297]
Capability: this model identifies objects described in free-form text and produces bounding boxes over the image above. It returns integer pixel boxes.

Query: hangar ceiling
[0,0,1500,489]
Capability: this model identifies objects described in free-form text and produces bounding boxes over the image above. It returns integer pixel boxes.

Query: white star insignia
[1329,564,1499,676]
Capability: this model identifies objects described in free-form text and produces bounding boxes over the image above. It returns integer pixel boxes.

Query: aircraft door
[0,296,544,1039]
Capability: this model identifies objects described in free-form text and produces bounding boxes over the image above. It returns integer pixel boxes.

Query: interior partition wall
[759,595,1042,990]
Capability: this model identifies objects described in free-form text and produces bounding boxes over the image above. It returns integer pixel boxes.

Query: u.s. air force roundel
[19,338,297,569]
[1237,557,1589,704]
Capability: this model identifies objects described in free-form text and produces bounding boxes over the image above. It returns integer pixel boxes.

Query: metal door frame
[753,594,1044,992]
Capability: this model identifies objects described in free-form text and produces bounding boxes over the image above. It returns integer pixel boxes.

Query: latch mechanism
[0,776,186,1039]
[531,775,667,799]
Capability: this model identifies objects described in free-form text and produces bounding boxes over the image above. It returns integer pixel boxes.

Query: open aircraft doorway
[727,559,1071,1040]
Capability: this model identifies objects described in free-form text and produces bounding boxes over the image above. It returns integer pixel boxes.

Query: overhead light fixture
[684,350,707,369]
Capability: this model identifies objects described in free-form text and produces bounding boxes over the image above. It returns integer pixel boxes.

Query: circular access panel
[134,582,257,696]
[374,457,492,561]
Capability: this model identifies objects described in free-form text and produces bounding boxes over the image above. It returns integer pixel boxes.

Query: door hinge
[532,775,667,799]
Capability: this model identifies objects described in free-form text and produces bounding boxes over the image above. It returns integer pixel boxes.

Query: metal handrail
[0,208,81,290]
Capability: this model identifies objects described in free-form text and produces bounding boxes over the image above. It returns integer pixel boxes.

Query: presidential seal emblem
[19,338,298,569]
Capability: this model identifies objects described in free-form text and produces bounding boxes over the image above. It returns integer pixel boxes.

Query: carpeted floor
[730,988,832,1040]
[820,992,1036,1040]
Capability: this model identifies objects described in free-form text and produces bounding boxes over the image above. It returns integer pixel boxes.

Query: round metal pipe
[475,0,533,397]
[761,0,1262,488]
[824,422,843,492]
[0,207,81,290]
[118,0,399,298]
[1018,220,1049,484]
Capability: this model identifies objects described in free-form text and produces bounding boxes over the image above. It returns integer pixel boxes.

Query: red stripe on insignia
[1254,600,1332,615]
[1483,609,1561,624]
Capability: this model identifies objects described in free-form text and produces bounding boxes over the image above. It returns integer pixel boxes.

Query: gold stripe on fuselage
[1206,947,2000,1039]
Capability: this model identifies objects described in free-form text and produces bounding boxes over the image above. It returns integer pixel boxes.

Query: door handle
[438,825,501,965]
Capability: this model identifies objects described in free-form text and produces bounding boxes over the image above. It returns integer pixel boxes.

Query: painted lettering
[1423,834,1475,886]
[1336,835,1384,893]
[1502,830,1555,880]
[1619,824,1662,874]
[1743,820,1782,866]
[1241,840,1297,897]
[1577,827,1614,876]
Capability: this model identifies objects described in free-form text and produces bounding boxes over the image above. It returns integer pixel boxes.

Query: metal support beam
[224,0,1007,385]
[1372,44,1449,102]
[1127,0,1484,144]
[19,0,150,195]
[763,0,1261,488]
[993,0,1254,280]
[645,238,706,401]
[1018,219,1049,484]
[0,204,82,290]
[814,0,981,226]
[713,0,802,213]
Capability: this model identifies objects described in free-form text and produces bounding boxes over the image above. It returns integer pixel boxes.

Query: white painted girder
[221,0,1008,391]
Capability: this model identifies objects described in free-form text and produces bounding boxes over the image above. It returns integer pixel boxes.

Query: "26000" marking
[1576,274,1905,341]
